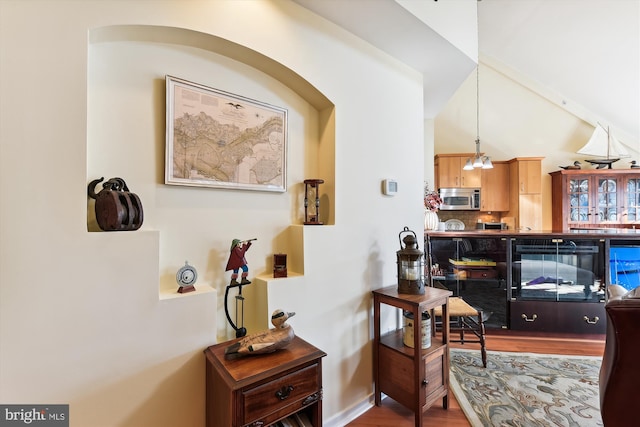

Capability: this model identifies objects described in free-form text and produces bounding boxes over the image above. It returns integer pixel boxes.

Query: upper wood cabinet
[434,154,481,189]
[480,161,509,212]
[510,157,542,194]
[508,157,544,230]
[550,169,640,231]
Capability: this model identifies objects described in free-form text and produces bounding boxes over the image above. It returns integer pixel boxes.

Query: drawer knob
[521,313,538,322]
[583,315,600,325]
[422,379,429,387]
[275,385,294,400]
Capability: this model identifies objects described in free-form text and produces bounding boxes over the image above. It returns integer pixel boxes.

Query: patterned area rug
[450,348,603,426]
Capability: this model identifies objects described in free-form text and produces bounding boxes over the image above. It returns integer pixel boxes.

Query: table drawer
[509,301,557,331]
[557,301,606,334]
[453,267,497,279]
[467,269,497,279]
[242,363,320,425]
[510,300,605,333]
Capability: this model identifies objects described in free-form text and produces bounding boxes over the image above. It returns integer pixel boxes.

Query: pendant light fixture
[463,63,492,170]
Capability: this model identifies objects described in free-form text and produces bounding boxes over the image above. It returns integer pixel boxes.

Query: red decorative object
[273,254,288,278]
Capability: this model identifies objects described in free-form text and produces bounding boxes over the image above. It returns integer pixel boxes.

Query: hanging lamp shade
[469,61,492,168]
[463,158,474,170]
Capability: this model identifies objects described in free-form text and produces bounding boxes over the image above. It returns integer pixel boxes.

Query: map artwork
[165,76,287,192]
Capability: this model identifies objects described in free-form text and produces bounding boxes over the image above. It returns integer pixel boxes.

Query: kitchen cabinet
[373,286,451,427]
[434,154,481,189]
[508,157,543,230]
[204,335,325,427]
[480,161,509,211]
[550,169,640,232]
[512,158,542,194]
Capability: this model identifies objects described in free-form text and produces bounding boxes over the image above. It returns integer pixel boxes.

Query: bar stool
[433,296,487,368]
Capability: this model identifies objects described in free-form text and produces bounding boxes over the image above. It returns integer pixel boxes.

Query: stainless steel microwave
[438,188,481,211]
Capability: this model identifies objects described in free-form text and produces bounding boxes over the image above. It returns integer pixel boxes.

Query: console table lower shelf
[204,335,326,427]
[373,286,451,427]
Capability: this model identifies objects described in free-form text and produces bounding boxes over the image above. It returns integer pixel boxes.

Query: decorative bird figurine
[631,160,640,169]
[559,161,581,170]
[224,309,296,359]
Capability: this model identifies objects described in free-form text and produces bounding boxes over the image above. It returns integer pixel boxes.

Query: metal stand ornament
[224,238,256,338]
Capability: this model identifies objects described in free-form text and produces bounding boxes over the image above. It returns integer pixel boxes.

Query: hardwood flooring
[346,331,605,427]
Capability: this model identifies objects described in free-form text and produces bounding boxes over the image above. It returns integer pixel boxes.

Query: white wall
[0,1,427,426]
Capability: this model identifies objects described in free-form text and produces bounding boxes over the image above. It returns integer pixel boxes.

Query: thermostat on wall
[382,179,398,196]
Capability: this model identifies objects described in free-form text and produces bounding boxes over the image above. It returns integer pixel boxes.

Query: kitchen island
[425,229,640,333]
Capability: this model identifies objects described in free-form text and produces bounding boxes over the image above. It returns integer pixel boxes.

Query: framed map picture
[165,75,287,192]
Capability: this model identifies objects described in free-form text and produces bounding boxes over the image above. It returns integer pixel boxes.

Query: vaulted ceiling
[292,0,639,146]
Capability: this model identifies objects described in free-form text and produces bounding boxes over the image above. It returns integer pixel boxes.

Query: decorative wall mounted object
[273,253,287,278]
[304,179,324,225]
[165,75,287,192]
[87,177,143,231]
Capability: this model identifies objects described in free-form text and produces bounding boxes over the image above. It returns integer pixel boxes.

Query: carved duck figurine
[630,160,640,169]
[224,309,295,358]
[559,161,581,170]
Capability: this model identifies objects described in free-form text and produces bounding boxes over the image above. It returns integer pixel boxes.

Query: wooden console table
[204,335,326,427]
[373,286,451,427]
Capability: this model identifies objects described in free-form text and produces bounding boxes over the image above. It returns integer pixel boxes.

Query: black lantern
[397,226,425,295]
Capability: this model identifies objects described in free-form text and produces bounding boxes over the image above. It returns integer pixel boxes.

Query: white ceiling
[291,0,639,145]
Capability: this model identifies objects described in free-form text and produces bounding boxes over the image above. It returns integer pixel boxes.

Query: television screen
[610,246,640,291]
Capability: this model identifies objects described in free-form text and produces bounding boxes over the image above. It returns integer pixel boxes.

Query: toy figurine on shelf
[224,238,256,338]
[226,238,256,285]
[224,309,296,359]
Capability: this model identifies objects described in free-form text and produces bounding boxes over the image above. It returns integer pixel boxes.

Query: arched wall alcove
[87,25,336,323]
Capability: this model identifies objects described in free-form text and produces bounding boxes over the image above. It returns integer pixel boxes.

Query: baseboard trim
[323,393,377,427]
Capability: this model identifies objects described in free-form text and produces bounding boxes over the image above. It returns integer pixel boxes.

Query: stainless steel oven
[439,188,481,211]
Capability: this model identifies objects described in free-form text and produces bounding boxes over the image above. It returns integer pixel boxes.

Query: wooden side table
[373,286,451,427]
[204,335,326,427]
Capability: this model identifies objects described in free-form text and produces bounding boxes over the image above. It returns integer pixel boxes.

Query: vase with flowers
[424,183,442,231]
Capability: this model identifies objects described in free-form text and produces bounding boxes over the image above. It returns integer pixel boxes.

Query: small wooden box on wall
[273,254,287,278]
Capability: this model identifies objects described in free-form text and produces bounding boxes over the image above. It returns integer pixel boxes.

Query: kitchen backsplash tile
[437,211,503,230]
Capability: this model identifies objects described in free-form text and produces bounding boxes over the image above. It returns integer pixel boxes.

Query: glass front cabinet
[427,233,640,334]
[550,169,640,231]
[509,237,606,333]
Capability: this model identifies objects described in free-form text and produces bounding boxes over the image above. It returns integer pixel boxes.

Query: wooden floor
[346,331,605,427]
